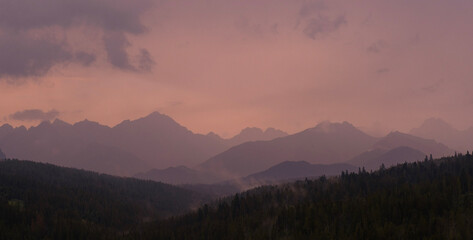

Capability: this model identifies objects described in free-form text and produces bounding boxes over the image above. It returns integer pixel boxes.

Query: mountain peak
[410,118,457,135]
[423,118,453,128]
[239,127,264,135]
[386,131,405,137]
[113,111,185,132]
[206,131,222,139]
[35,120,52,129]
[74,119,103,127]
[312,121,358,133]
[227,126,288,146]
[375,131,453,157]
[52,119,71,127]
[0,124,13,130]
[140,111,179,125]
[146,111,171,119]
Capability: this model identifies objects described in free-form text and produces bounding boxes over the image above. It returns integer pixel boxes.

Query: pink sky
[1,0,473,137]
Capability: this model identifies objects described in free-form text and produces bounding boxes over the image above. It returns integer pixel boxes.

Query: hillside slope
[0,159,207,239]
[139,154,473,239]
[244,161,357,182]
[200,122,377,178]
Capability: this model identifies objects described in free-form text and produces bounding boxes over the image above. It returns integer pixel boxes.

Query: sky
[1,0,473,138]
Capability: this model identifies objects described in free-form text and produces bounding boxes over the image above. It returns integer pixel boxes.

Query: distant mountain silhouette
[199,121,378,178]
[0,120,149,176]
[346,148,387,167]
[244,161,357,183]
[0,112,228,175]
[0,148,5,159]
[103,112,229,168]
[410,118,473,152]
[373,131,453,158]
[347,146,426,171]
[0,112,288,177]
[134,166,223,185]
[227,127,288,146]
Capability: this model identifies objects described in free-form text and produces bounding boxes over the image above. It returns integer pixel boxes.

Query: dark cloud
[74,51,96,67]
[0,0,152,33]
[303,15,346,40]
[103,31,135,70]
[0,33,72,79]
[0,0,154,80]
[9,109,60,122]
[138,49,155,72]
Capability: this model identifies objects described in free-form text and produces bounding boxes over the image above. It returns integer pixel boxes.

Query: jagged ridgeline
[136,154,473,240]
[0,160,207,239]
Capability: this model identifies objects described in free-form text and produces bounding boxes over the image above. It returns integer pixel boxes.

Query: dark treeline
[2,154,473,239]
[134,153,473,240]
[0,160,205,239]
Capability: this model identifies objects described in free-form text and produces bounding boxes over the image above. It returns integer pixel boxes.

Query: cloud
[74,52,96,67]
[0,33,72,79]
[103,31,135,70]
[303,15,346,40]
[0,0,154,80]
[0,0,152,33]
[138,49,155,72]
[9,109,60,122]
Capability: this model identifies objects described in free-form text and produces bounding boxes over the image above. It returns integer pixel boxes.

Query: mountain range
[0,112,287,176]
[136,120,453,185]
[197,122,453,179]
[410,118,473,152]
[347,146,426,171]
[0,113,458,184]
[198,122,378,178]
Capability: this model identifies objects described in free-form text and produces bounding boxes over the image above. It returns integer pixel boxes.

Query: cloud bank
[9,109,60,122]
[0,0,154,80]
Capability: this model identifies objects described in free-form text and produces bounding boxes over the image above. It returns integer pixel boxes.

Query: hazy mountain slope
[373,131,453,158]
[199,122,378,178]
[0,112,290,176]
[134,166,223,185]
[103,112,229,168]
[0,120,149,176]
[349,146,426,171]
[410,118,473,152]
[244,161,357,182]
[0,159,207,238]
[0,124,15,140]
[108,114,287,168]
[0,148,5,159]
[346,148,388,167]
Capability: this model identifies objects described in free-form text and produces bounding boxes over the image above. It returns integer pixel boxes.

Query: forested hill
[137,153,473,239]
[0,159,207,239]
